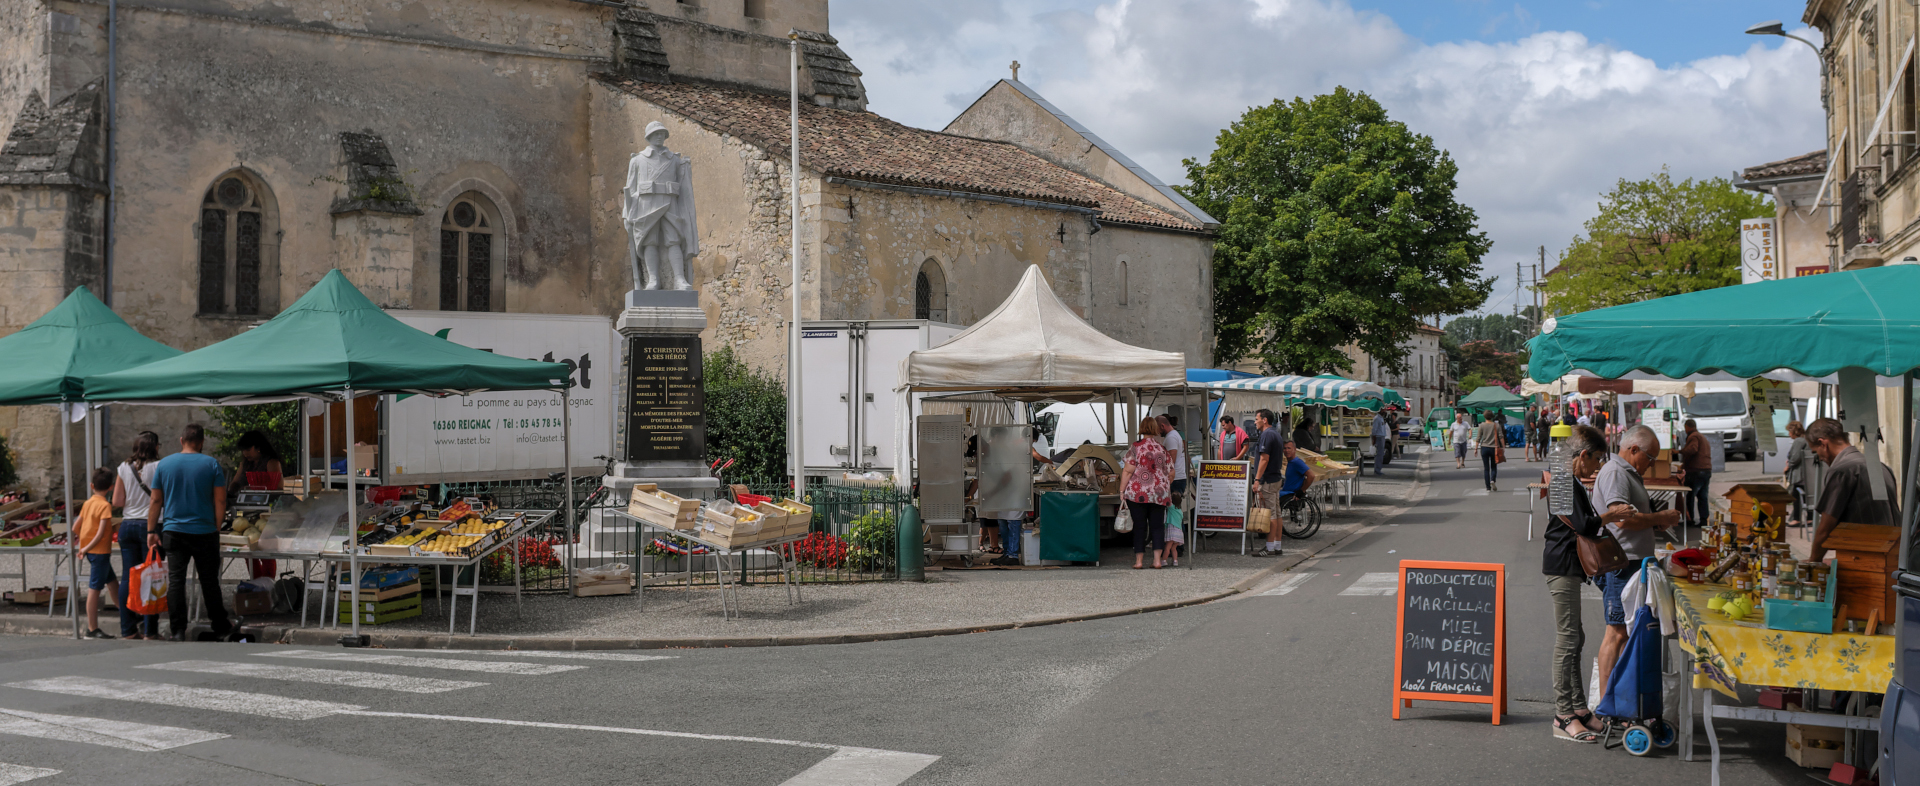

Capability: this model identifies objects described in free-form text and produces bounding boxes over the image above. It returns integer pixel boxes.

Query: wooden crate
[775,498,814,538]
[1725,483,1795,540]
[1824,522,1898,623]
[697,505,771,545]
[571,576,634,597]
[628,484,700,530]
[337,581,422,603]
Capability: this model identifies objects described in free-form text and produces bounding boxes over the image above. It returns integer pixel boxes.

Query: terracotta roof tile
[595,75,1203,232]
[1743,149,1827,180]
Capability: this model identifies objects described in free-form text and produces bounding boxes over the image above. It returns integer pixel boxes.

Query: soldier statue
[623,121,699,291]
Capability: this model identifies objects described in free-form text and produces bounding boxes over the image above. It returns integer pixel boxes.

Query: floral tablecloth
[1672,582,1893,697]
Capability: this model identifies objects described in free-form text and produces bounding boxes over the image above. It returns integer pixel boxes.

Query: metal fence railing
[435,475,910,592]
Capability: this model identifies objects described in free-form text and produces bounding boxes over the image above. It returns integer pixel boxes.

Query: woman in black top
[1545,424,1611,742]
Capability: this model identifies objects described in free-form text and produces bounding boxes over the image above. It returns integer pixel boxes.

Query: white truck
[1677,381,1758,461]
[799,319,963,476]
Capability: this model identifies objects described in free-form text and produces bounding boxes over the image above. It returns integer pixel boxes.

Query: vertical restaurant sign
[1194,460,1250,530]
[386,312,613,483]
[625,336,706,462]
[1740,217,1778,284]
[1391,560,1506,725]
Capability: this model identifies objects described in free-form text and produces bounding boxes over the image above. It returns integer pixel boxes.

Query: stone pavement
[0,450,1432,649]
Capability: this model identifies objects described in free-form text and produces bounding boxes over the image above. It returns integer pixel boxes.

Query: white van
[1680,381,1757,461]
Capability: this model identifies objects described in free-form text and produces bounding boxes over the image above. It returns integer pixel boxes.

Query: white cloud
[832,0,1824,316]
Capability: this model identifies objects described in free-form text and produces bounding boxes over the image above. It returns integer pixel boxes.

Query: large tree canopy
[1183,87,1492,374]
[1540,168,1770,315]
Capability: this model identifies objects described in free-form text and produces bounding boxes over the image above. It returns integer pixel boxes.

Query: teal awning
[0,287,181,405]
[87,270,572,401]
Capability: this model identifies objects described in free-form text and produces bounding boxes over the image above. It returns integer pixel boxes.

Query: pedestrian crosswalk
[1259,573,1317,596]
[1336,573,1400,596]
[8,675,365,720]
[0,762,58,786]
[139,659,489,694]
[0,707,226,751]
[257,648,587,675]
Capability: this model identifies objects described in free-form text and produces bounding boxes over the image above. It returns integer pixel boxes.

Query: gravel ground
[2,450,1430,641]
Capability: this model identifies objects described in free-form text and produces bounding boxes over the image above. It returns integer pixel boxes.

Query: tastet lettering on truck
[386,312,616,483]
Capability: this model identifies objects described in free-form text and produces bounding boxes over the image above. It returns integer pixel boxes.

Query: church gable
[0,82,102,190]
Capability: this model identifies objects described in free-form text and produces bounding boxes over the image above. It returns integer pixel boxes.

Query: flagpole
[789,30,806,504]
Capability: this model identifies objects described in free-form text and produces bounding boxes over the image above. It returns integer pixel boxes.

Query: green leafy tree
[1540,168,1771,315]
[205,402,302,468]
[1453,340,1522,392]
[1183,87,1493,374]
[704,346,787,482]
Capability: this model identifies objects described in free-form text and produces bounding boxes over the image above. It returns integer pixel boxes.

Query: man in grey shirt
[1591,424,1680,702]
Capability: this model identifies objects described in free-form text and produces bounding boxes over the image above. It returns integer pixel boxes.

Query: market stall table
[609,509,808,620]
[1671,581,1891,784]
[323,509,555,636]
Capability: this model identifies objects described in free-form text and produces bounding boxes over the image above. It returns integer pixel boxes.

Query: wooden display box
[697,505,771,547]
[1786,722,1845,769]
[4,587,67,605]
[337,581,422,603]
[628,484,700,530]
[1724,483,1795,539]
[1823,522,1898,625]
[571,576,634,597]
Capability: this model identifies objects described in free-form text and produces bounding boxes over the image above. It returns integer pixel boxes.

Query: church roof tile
[595,75,1203,232]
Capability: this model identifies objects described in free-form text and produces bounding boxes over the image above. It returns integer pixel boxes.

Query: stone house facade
[0,0,1215,497]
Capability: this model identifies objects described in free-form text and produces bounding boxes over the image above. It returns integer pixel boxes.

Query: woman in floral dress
[1119,416,1172,569]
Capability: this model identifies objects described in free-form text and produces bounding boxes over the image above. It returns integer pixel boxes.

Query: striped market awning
[1206,374,1385,402]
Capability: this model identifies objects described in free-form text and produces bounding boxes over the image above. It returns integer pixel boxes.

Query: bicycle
[1278,492,1323,539]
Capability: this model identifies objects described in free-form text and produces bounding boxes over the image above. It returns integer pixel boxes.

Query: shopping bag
[128,547,168,616]
[1247,508,1272,535]
[1114,501,1133,534]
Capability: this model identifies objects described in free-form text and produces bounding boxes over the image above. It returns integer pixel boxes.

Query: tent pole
[324,401,332,487]
[562,387,573,595]
[63,403,79,639]
[346,388,359,638]
[1904,372,1916,573]
[1185,387,1194,570]
[299,398,309,480]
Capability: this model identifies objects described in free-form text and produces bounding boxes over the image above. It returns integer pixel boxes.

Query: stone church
[0,0,1215,496]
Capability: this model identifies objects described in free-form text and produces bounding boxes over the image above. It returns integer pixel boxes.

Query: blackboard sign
[624,336,706,462]
[1391,560,1506,724]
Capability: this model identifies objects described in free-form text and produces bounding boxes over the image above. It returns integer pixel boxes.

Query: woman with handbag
[1543,424,1614,742]
[111,431,162,639]
[1118,416,1172,569]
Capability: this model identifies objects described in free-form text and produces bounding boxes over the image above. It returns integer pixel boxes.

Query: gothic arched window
[198,173,272,315]
[439,194,500,312]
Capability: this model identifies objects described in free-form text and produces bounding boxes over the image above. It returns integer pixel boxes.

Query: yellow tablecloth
[1672,582,1893,697]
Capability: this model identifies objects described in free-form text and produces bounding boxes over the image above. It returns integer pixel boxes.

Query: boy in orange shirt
[77,467,119,639]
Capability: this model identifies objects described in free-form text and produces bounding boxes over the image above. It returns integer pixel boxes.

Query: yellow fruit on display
[1708,597,1727,611]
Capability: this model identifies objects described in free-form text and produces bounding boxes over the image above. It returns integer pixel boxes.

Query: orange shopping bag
[127,547,168,616]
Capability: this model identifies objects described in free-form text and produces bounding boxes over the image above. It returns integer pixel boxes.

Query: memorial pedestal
[607,291,717,504]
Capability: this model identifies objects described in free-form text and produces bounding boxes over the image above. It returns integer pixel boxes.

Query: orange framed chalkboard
[1391,560,1506,724]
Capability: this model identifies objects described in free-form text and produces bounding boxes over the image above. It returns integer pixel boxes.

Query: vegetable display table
[322,509,555,636]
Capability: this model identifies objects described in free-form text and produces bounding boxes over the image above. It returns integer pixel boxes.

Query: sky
[829,0,1824,319]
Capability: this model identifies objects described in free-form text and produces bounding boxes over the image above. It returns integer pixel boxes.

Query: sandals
[1553,715,1599,743]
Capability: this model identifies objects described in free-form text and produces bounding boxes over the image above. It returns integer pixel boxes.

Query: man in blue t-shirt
[146,423,231,640]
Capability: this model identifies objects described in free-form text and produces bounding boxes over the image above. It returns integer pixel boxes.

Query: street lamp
[1747,20,1824,73]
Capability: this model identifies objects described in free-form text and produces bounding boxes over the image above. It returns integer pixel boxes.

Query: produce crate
[338,566,420,591]
[774,498,815,538]
[571,576,634,597]
[336,581,422,603]
[339,593,422,615]
[696,505,770,546]
[1764,568,1839,633]
[628,484,701,530]
[1786,722,1845,768]
[337,599,423,625]
[4,587,67,605]
[0,529,55,548]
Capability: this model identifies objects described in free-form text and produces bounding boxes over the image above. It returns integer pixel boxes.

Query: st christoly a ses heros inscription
[624,336,706,462]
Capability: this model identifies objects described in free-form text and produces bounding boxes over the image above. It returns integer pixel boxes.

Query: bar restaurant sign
[1740,217,1778,284]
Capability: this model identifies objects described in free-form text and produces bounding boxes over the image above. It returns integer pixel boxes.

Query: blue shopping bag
[1596,562,1664,720]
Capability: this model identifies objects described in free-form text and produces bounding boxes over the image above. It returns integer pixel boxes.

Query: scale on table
[233,490,275,511]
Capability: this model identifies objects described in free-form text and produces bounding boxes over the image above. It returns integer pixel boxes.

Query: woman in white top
[110,431,161,639]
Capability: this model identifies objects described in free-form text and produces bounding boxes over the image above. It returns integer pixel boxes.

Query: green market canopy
[87,270,571,402]
[1456,385,1527,411]
[1526,265,1920,383]
[0,286,181,405]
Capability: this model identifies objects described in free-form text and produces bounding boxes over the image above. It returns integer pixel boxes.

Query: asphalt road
[0,452,1822,785]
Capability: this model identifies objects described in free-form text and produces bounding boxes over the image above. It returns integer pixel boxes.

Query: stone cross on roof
[1010,60,1020,81]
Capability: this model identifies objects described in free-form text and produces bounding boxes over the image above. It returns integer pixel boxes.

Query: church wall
[820,181,1093,328]
[944,81,1193,220]
[1087,224,1212,366]
[0,1,51,143]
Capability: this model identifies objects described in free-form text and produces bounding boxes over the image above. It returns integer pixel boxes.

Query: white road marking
[6,676,364,720]
[1338,573,1400,596]
[342,710,939,786]
[1259,573,1317,596]
[1463,488,1489,497]
[390,649,677,663]
[778,747,942,786]
[0,763,57,786]
[138,660,486,694]
[0,708,226,751]
[257,649,586,675]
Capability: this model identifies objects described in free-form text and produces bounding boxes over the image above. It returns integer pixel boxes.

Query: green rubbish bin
[1038,491,1100,563]
[897,503,925,581]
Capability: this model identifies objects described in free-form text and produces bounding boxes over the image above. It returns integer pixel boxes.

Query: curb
[1,455,1431,651]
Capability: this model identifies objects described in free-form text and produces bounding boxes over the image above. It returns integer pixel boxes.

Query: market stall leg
[346,388,361,639]
[62,403,79,638]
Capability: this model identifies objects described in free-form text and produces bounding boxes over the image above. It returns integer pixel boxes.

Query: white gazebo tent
[892,265,1193,558]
